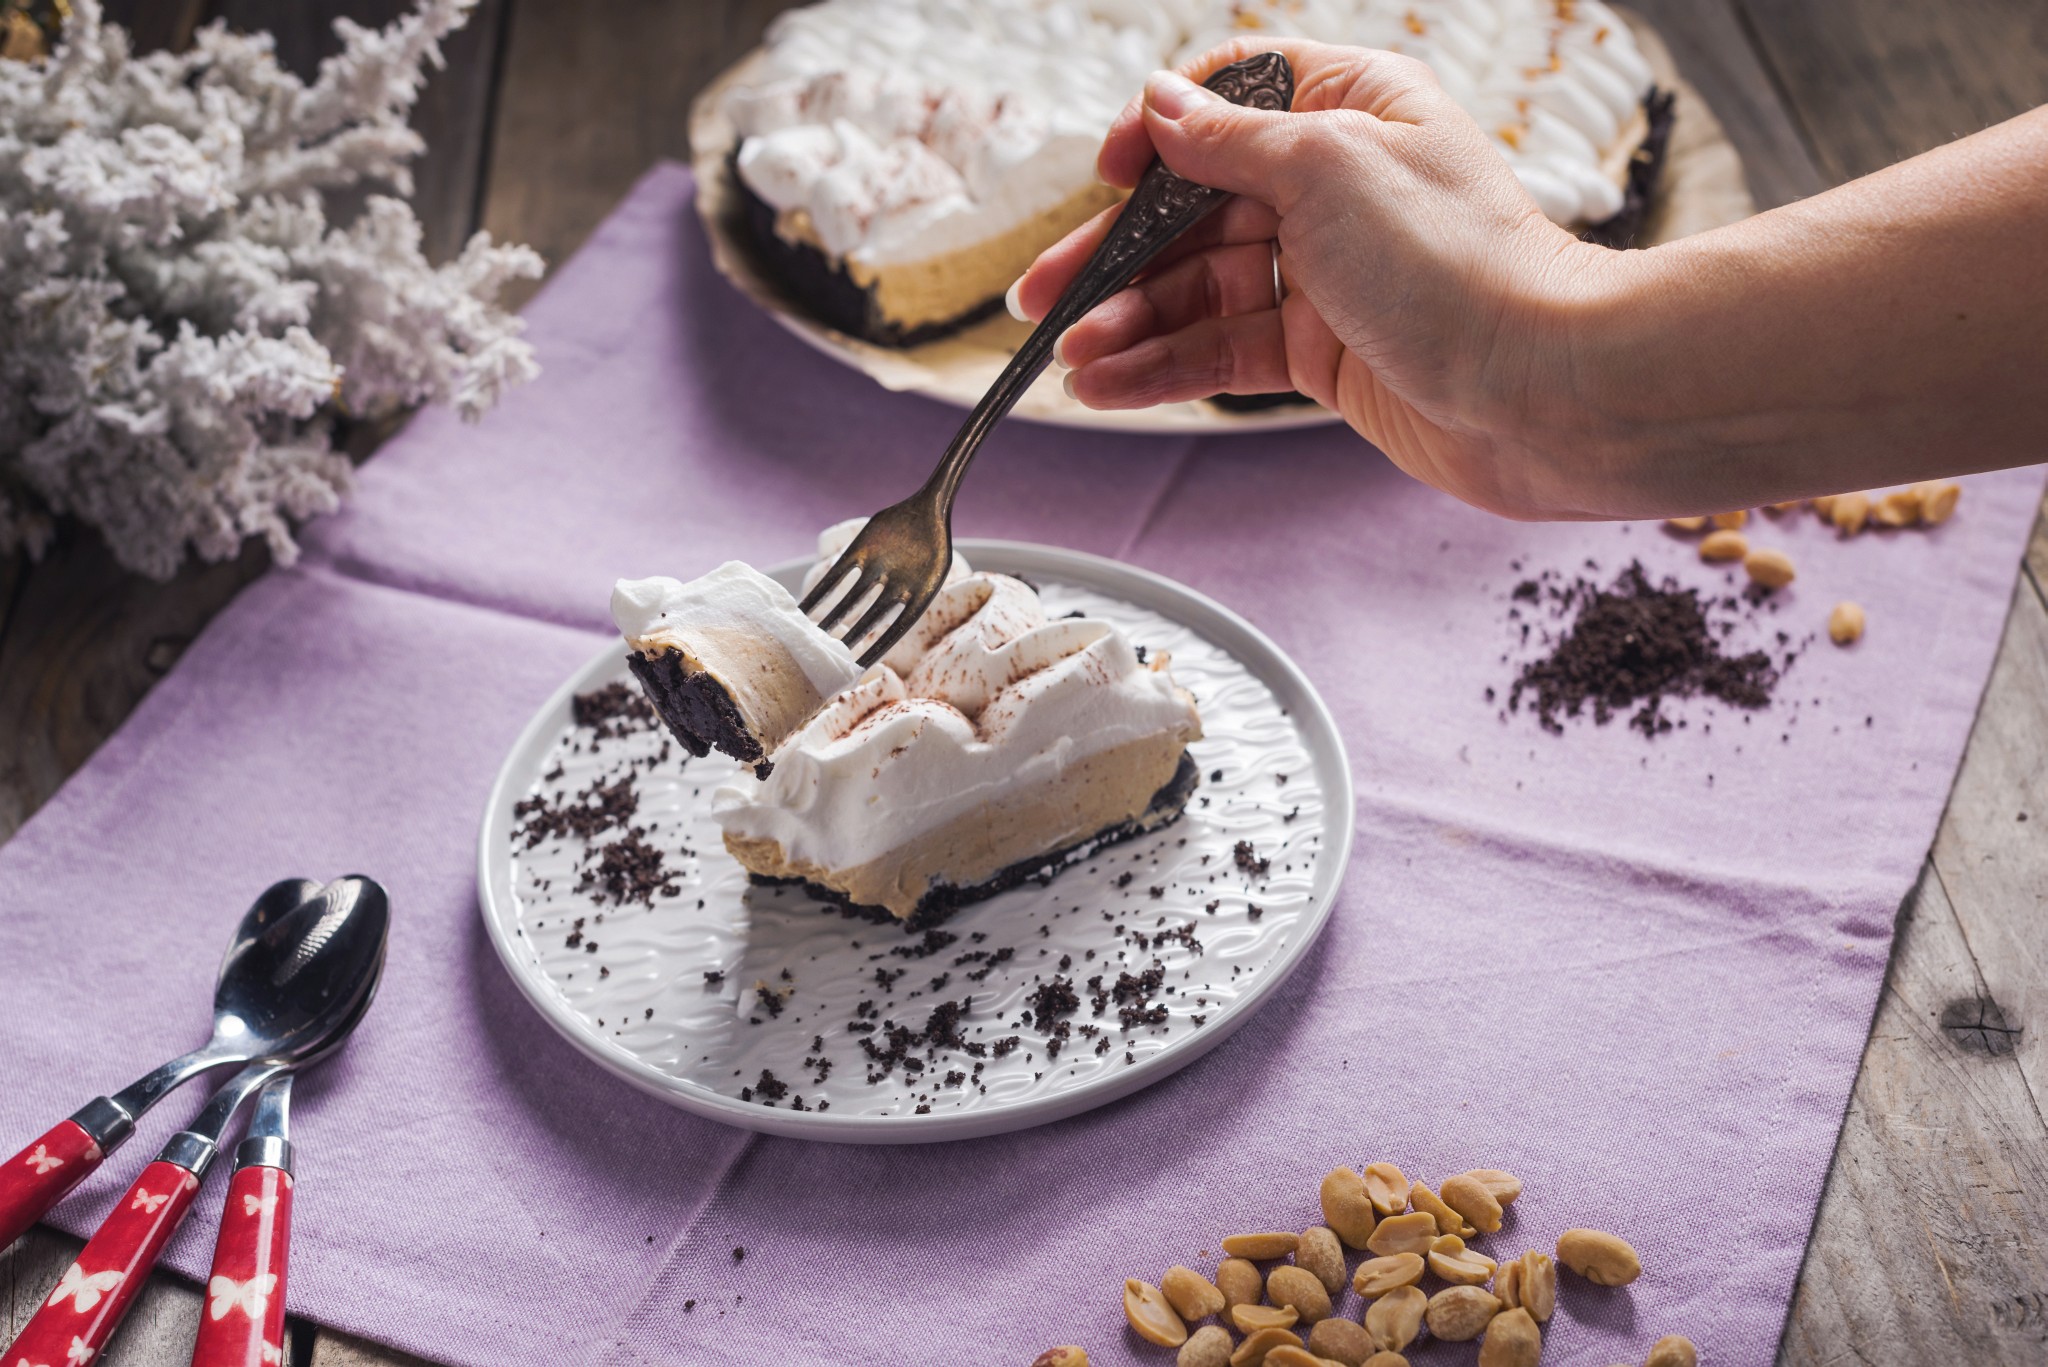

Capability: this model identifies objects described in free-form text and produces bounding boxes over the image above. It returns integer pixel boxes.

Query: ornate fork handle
[923,51,1295,506]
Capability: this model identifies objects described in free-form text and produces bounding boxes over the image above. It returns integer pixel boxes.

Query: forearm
[1564,103,2048,516]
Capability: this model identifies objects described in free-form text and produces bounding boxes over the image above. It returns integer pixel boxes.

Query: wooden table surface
[3,3,2044,1363]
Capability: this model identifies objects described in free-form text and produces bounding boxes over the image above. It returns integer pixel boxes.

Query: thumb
[1141,69,1321,207]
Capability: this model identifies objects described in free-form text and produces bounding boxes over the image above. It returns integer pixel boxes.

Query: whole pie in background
[716,0,1674,349]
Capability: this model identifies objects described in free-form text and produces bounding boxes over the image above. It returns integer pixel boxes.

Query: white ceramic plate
[477,542,1354,1142]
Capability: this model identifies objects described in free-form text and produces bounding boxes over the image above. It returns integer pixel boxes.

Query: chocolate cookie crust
[732,157,1006,348]
[626,648,774,779]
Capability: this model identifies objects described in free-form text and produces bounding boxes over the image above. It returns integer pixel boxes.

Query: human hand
[1012,37,1625,519]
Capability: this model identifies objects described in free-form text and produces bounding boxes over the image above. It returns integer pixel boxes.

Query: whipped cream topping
[727,0,1655,263]
[713,526,1201,880]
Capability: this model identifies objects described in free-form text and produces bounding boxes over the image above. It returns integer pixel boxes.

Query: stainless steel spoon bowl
[71,874,391,1152]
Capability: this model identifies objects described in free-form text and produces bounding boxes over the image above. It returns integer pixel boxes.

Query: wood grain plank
[1931,568,2048,1118]
[479,0,800,302]
[203,0,510,263]
[0,533,271,843]
[1780,865,2048,1364]
[310,1328,435,1367]
[1734,0,2048,185]
[1622,0,1825,208]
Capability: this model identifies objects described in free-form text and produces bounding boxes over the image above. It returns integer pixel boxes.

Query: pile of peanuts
[1664,481,1962,648]
[1032,1164,1698,1367]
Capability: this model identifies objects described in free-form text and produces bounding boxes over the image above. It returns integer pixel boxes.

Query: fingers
[1012,196,1280,324]
[1064,308,1294,408]
[1096,37,1449,197]
[1056,242,1281,369]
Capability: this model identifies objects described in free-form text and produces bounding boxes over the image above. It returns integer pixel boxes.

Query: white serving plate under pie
[477,542,1354,1142]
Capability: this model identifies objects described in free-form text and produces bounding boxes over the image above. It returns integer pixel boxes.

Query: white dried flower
[0,0,542,578]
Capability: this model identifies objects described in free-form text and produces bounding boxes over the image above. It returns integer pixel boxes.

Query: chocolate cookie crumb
[1507,561,1781,736]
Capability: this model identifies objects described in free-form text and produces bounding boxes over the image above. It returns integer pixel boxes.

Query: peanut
[1163,1265,1227,1321]
[1262,1349,1335,1367]
[1223,1232,1300,1260]
[1915,479,1961,525]
[1645,1335,1698,1367]
[1556,1228,1643,1286]
[1363,1162,1410,1217]
[1360,1357,1408,1367]
[1319,1167,1378,1249]
[1351,1252,1426,1298]
[1216,1257,1264,1311]
[1229,1328,1305,1367]
[1364,1285,1425,1353]
[1032,1350,1088,1367]
[1408,1181,1473,1237]
[1664,516,1706,532]
[1494,1255,1523,1311]
[1699,529,1748,562]
[1427,1234,1498,1286]
[1872,488,1921,528]
[1425,1285,1503,1342]
[1296,1226,1346,1295]
[1830,491,1871,535]
[1523,1252,1558,1322]
[1231,1304,1301,1334]
[1478,1307,1542,1367]
[1178,1325,1233,1367]
[1125,1278,1189,1347]
[1511,1251,1556,1322]
[1743,546,1796,589]
[1306,1317,1376,1367]
[1364,1211,1437,1258]
[1767,501,1801,515]
[1711,509,1748,530]
[1438,1174,1504,1235]
[1461,1169,1523,1205]
[1829,600,1866,645]
[1810,494,1836,517]
[1267,1265,1333,1325]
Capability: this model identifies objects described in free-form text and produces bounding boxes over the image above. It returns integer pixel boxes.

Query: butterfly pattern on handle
[190,1164,293,1367]
[0,1121,107,1252]
[4,1161,201,1367]
[44,1265,122,1314]
[207,1273,277,1322]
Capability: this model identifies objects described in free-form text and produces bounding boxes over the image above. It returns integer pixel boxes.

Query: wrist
[1479,233,1659,518]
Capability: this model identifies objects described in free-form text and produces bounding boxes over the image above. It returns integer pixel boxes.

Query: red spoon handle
[0,1119,106,1250]
[3,1159,201,1365]
[189,1165,293,1367]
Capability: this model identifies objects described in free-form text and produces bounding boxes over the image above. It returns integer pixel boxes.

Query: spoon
[0,875,390,1250]
[5,918,384,1367]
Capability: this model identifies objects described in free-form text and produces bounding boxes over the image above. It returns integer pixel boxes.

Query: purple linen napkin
[0,163,2039,1367]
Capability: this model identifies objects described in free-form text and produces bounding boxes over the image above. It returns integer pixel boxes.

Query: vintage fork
[800,51,1296,665]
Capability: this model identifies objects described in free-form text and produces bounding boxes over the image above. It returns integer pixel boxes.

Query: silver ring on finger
[1270,240,1286,308]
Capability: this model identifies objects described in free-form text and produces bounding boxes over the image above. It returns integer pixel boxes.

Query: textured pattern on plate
[502,576,1328,1121]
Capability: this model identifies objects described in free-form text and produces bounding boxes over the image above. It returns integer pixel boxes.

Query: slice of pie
[614,526,1203,925]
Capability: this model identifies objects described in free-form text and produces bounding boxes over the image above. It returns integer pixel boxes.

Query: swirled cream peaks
[613,525,1203,921]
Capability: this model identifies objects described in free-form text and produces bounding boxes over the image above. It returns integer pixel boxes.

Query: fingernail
[1004,277,1028,322]
[1145,70,1208,121]
[1061,369,1081,402]
[1052,328,1073,370]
